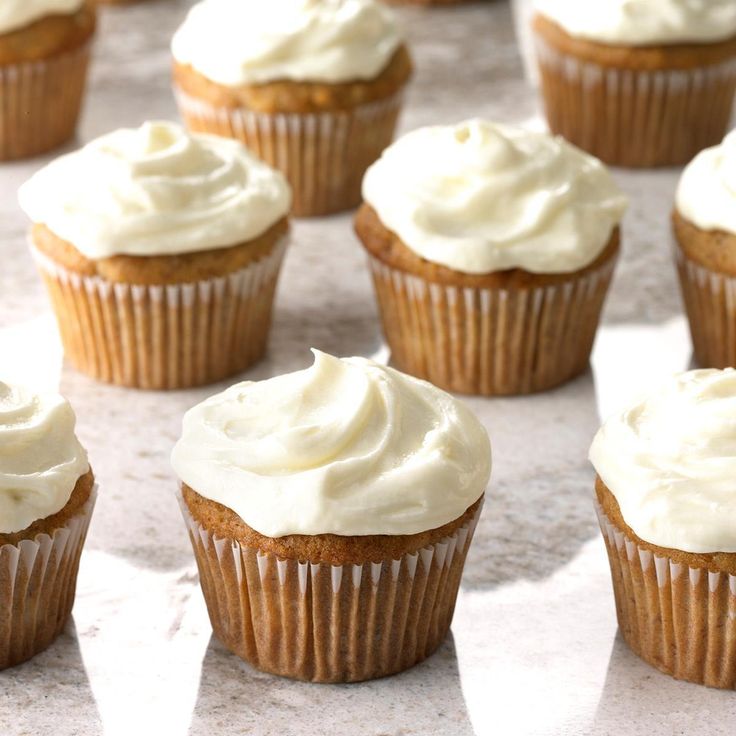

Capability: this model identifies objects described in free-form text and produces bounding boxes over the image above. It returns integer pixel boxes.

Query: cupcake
[19,120,291,390]
[355,119,627,396]
[590,369,736,689]
[171,0,412,217]
[533,0,736,167]
[171,350,490,683]
[674,130,736,369]
[0,381,95,670]
[0,0,96,160]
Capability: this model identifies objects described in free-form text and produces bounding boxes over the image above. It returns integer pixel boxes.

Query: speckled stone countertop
[0,2,734,735]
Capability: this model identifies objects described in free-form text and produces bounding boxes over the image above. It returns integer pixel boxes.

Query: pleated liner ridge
[180,495,482,683]
[174,87,405,217]
[367,250,617,396]
[675,246,736,370]
[30,238,288,390]
[534,33,736,167]
[0,42,91,161]
[596,502,736,689]
[0,489,96,670]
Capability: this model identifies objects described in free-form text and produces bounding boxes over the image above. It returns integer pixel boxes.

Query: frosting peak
[362,119,627,274]
[589,369,736,553]
[171,0,403,86]
[18,121,291,259]
[171,351,491,537]
[535,0,736,46]
[675,130,736,236]
[0,382,89,535]
[0,0,83,36]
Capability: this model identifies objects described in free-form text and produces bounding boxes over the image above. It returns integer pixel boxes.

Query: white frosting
[362,119,627,275]
[535,0,736,46]
[676,130,736,236]
[0,0,83,35]
[589,369,736,554]
[171,0,403,86]
[0,382,89,535]
[18,121,291,260]
[171,350,491,537]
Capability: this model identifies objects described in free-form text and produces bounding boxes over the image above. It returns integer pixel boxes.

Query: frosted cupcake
[171,0,412,217]
[674,130,736,368]
[355,119,627,396]
[590,369,736,688]
[533,0,736,167]
[0,0,96,160]
[171,350,490,683]
[19,121,291,390]
[0,382,95,670]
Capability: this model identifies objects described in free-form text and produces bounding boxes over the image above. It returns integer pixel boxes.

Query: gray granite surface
[0,1,734,735]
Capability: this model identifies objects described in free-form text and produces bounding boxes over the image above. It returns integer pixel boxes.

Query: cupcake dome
[533,0,736,167]
[356,119,627,395]
[171,0,412,216]
[590,368,736,688]
[0,382,95,669]
[172,350,490,682]
[673,130,736,369]
[19,121,292,390]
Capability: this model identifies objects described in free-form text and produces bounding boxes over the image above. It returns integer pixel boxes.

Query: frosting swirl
[18,121,291,259]
[171,351,491,537]
[171,0,403,86]
[0,0,83,35]
[589,369,736,553]
[535,0,736,46]
[362,119,627,275]
[676,130,736,236]
[0,382,89,535]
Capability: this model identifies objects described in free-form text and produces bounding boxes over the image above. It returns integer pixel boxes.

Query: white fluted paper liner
[534,32,736,167]
[0,487,96,670]
[174,87,405,216]
[675,247,736,370]
[596,501,736,689]
[0,41,91,161]
[179,493,482,683]
[367,252,616,395]
[30,238,288,390]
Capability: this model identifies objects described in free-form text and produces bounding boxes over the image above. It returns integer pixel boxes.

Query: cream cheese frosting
[534,0,736,46]
[589,369,736,554]
[362,119,627,275]
[0,0,83,35]
[675,130,736,236]
[171,0,403,86]
[0,382,89,535]
[171,350,491,537]
[18,120,291,260]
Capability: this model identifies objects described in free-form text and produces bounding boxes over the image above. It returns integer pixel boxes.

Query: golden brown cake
[171,0,412,216]
[172,352,491,682]
[533,11,736,167]
[590,367,736,689]
[356,120,627,396]
[0,2,95,159]
[20,121,292,390]
[0,384,95,670]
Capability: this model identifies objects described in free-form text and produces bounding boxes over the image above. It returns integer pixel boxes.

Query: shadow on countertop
[187,633,475,736]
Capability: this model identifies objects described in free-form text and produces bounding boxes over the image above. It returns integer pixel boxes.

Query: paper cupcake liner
[0,42,91,161]
[596,502,736,689]
[31,239,288,390]
[0,487,96,670]
[534,34,736,167]
[174,87,405,217]
[179,494,482,683]
[366,253,617,396]
[674,247,736,369]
